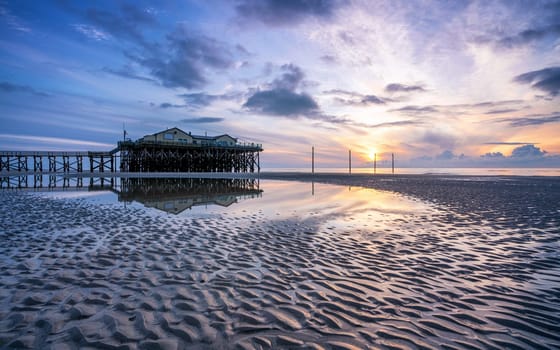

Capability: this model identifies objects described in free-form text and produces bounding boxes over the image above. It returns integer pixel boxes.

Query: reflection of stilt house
[118,177,262,214]
[119,128,262,173]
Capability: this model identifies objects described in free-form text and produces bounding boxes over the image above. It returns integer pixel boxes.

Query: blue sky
[1,0,559,168]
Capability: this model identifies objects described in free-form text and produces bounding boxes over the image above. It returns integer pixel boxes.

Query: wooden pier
[0,150,117,173]
[0,128,263,174]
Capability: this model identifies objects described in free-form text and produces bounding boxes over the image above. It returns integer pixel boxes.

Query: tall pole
[374,153,376,175]
[312,146,315,174]
[349,149,351,174]
[392,153,394,174]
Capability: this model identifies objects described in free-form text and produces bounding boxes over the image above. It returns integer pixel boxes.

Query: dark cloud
[497,113,560,127]
[497,24,560,48]
[385,83,426,93]
[320,55,337,64]
[159,102,183,109]
[244,89,318,116]
[179,92,242,108]
[513,66,560,97]
[270,64,304,90]
[436,150,456,160]
[181,117,224,124]
[243,64,320,117]
[480,152,505,159]
[128,25,234,90]
[0,81,49,97]
[511,144,546,158]
[390,105,438,114]
[235,0,345,26]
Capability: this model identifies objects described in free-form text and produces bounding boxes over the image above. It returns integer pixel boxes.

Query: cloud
[483,142,537,145]
[243,64,320,117]
[270,63,305,90]
[419,131,456,150]
[385,83,426,93]
[0,81,49,97]
[323,89,390,106]
[85,3,156,47]
[128,25,234,90]
[0,5,31,32]
[235,0,345,26]
[497,112,560,127]
[179,92,242,108]
[0,134,113,148]
[513,66,560,97]
[103,66,155,82]
[180,117,224,124]
[369,120,422,128]
[436,150,456,160]
[390,105,438,114]
[484,108,520,115]
[511,144,546,158]
[244,89,318,116]
[72,24,110,41]
[480,152,505,159]
[320,55,337,64]
[159,102,184,109]
[497,24,560,48]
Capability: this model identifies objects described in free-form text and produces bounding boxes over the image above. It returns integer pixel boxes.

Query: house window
[164,133,174,140]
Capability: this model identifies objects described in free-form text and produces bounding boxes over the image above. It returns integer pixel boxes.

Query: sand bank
[1,176,559,349]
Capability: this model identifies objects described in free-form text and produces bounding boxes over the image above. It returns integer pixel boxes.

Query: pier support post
[349,149,351,174]
[312,146,315,174]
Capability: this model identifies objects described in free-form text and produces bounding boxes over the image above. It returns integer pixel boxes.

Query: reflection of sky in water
[32,179,432,229]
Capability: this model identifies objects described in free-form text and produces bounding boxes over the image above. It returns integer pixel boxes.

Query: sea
[263,167,560,176]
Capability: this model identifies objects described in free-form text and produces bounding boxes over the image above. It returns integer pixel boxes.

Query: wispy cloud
[323,89,390,106]
[385,83,426,93]
[234,0,346,26]
[390,105,438,114]
[496,112,560,127]
[0,134,114,148]
[0,5,31,32]
[72,24,110,41]
[0,82,49,97]
[483,142,537,145]
[180,117,224,124]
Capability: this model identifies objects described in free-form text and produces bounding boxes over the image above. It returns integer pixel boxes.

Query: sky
[1,0,559,168]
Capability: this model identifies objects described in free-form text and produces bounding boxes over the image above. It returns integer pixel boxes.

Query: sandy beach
[1,174,559,349]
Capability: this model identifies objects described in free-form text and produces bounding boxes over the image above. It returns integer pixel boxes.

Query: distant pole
[349,149,351,174]
[312,146,315,174]
[392,153,395,174]
[374,153,377,175]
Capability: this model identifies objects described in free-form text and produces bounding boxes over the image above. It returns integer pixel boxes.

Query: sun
[368,148,377,160]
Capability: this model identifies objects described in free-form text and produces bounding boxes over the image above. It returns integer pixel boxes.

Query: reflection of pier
[1,176,262,214]
[118,178,262,214]
[0,175,115,191]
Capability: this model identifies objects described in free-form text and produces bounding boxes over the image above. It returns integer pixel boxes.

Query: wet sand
[1,175,559,349]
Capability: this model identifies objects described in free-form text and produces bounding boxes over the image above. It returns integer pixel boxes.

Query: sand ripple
[1,177,559,349]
